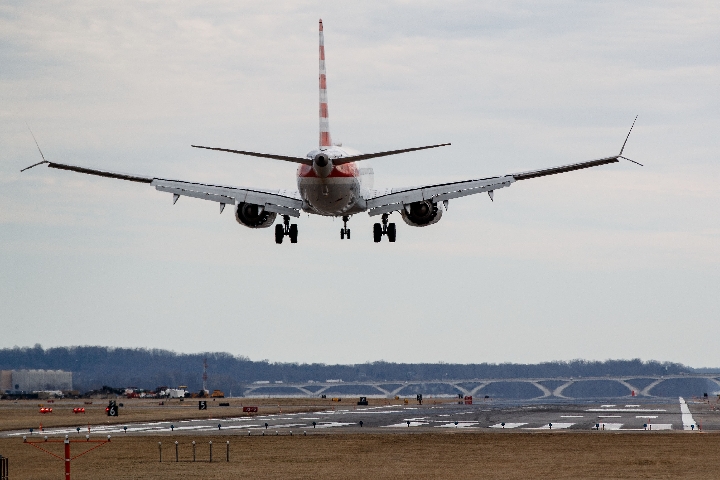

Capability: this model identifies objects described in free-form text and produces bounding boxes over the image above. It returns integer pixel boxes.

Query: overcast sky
[1,1,718,367]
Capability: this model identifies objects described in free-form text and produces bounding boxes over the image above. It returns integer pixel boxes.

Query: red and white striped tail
[319,19,332,148]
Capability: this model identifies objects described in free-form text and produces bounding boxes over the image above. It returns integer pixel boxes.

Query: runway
[5,397,714,438]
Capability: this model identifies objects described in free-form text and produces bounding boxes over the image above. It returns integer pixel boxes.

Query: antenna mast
[202,358,208,394]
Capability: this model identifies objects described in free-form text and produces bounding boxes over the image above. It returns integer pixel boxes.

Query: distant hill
[0,345,698,395]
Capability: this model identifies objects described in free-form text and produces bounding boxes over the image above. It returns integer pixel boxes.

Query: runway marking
[625,405,640,407]
[645,424,673,430]
[524,423,574,430]
[586,409,665,413]
[348,410,402,414]
[636,415,658,419]
[621,424,673,431]
[314,422,354,429]
[489,423,526,429]
[436,422,479,428]
[560,415,583,418]
[597,415,622,418]
[597,423,623,430]
[252,423,306,429]
[679,397,697,430]
[601,404,616,407]
[381,421,429,428]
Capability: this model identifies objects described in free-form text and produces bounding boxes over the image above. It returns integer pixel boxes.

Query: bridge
[242,374,720,399]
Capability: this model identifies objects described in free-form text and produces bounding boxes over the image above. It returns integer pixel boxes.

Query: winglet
[618,115,643,166]
[21,125,50,172]
[619,115,637,155]
[20,160,49,172]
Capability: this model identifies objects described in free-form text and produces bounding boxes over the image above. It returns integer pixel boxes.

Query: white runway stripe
[679,397,697,430]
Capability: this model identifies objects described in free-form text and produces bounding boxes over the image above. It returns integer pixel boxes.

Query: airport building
[0,369,73,393]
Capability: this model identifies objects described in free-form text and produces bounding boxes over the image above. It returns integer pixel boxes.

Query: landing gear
[340,216,351,240]
[373,214,396,243]
[275,215,298,244]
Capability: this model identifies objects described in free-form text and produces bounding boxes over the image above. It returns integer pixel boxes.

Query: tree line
[0,345,694,394]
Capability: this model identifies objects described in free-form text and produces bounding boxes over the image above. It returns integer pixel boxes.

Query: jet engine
[400,200,443,227]
[235,202,276,228]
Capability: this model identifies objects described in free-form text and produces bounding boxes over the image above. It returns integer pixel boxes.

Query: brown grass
[1,431,719,479]
[0,397,415,431]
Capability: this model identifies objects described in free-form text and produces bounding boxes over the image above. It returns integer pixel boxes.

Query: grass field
[0,397,407,431]
[1,431,719,479]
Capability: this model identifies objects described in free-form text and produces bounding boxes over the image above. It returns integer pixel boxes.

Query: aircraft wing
[364,156,620,216]
[29,161,303,217]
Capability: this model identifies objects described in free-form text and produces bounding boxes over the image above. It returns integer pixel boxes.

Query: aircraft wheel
[275,224,284,244]
[340,229,345,239]
[347,229,350,240]
[289,224,298,243]
[387,223,396,242]
[373,223,382,243]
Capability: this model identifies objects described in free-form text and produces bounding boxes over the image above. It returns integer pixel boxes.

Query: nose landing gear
[275,215,298,244]
[340,215,351,240]
[373,213,396,243]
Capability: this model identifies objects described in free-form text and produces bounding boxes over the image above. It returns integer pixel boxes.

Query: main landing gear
[340,215,351,240]
[275,215,298,244]
[373,213,396,243]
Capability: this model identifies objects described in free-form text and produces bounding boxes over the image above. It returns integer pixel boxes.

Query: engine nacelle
[235,202,276,228]
[400,200,443,227]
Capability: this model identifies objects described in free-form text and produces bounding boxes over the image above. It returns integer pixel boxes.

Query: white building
[1,369,73,392]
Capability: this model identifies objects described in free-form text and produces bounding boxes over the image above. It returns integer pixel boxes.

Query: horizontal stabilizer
[192,145,312,166]
[334,143,451,165]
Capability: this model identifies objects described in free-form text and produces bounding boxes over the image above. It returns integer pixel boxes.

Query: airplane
[22,19,640,244]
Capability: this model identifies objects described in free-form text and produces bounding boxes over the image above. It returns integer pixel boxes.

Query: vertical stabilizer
[319,19,332,148]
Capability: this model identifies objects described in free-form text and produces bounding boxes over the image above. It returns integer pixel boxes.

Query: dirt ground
[1,431,719,479]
